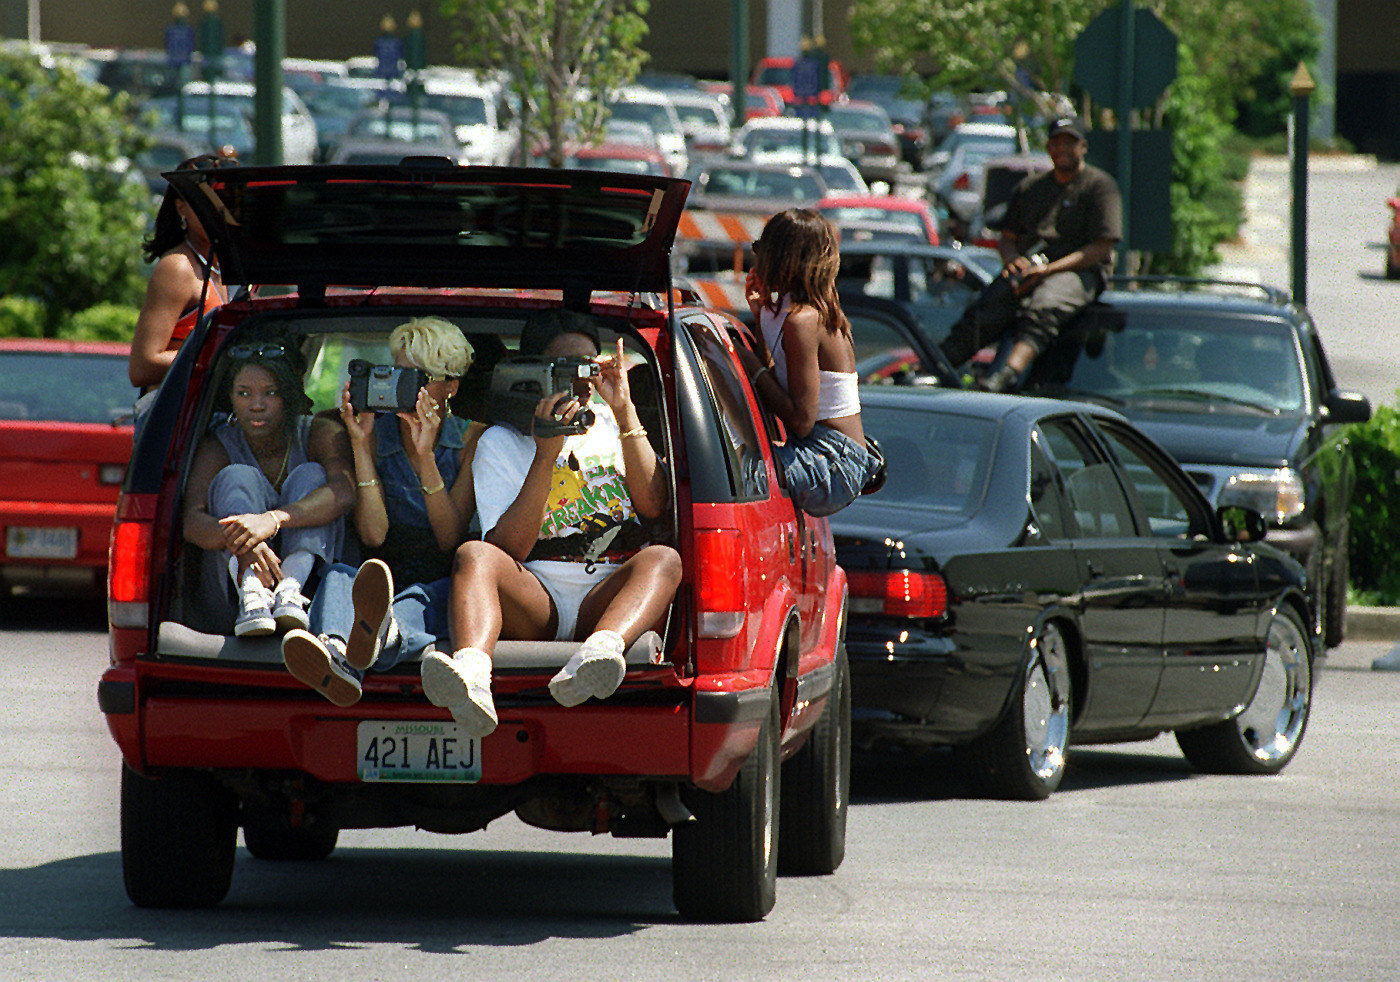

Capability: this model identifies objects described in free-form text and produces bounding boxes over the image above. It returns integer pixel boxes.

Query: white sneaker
[347,559,395,671]
[421,648,497,738]
[270,578,310,633]
[548,631,627,708]
[281,631,362,707]
[234,580,276,637]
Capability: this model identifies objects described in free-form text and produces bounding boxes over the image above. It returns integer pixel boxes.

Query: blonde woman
[282,316,479,706]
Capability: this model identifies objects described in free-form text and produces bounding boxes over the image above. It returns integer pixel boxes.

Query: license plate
[357,720,481,783]
[6,526,78,559]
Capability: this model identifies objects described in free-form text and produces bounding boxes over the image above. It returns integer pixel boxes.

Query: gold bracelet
[268,511,282,534]
[422,480,446,495]
[356,479,379,488]
[619,426,647,439]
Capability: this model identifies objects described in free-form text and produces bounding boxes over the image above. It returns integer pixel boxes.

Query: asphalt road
[1,596,1397,981]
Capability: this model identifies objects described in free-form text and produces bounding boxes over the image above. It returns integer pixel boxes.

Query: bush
[62,303,138,342]
[0,296,46,337]
[1348,401,1400,604]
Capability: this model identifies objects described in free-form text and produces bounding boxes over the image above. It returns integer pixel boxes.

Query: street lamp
[1290,62,1316,306]
[165,3,195,131]
[199,0,224,150]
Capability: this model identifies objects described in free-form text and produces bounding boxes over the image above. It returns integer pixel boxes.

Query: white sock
[450,646,493,680]
[582,629,626,656]
[239,566,263,596]
[280,551,315,591]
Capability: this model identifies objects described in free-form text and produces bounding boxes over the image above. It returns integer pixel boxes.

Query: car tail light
[953,173,971,190]
[109,495,154,628]
[847,569,948,618]
[695,529,745,637]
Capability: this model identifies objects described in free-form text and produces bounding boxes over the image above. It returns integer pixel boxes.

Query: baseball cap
[1047,115,1088,141]
[518,308,602,356]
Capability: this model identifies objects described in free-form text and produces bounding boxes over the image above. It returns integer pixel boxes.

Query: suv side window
[680,313,768,501]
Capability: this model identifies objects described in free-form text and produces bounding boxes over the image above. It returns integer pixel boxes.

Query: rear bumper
[0,500,114,572]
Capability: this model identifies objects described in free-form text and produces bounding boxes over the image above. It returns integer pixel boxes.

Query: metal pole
[1115,0,1134,272]
[253,0,285,165]
[730,0,749,132]
[1290,62,1315,307]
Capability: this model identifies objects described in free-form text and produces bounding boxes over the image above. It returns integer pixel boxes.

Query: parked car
[963,152,1052,246]
[698,81,785,120]
[819,194,941,246]
[0,339,132,596]
[668,89,733,160]
[326,137,460,166]
[1385,186,1400,279]
[731,116,843,164]
[1021,277,1372,648]
[530,140,671,177]
[825,100,901,188]
[750,55,847,106]
[406,76,509,166]
[833,387,1319,799]
[179,80,319,165]
[930,137,1030,235]
[139,95,257,161]
[99,162,849,922]
[922,120,1020,185]
[605,87,689,179]
[687,159,829,214]
[299,76,389,161]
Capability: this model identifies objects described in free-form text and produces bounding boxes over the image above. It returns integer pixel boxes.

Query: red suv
[99,162,850,922]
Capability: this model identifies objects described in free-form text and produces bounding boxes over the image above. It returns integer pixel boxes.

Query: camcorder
[348,359,430,413]
[486,355,600,436]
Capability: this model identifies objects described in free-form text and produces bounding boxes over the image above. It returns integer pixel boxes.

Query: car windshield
[823,206,924,235]
[420,92,489,125]
[349,114,450,142]
[828,106,889,131]
[607,101,679,137]
[0,352,132,424]
[1056,310,1305,413]
[861,403,995,514]
[743,127,840,157]
[705,167,824,200]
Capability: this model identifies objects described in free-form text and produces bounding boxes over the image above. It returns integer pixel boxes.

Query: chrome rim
[1235,611,1311,764]
[1023,625,1070,781]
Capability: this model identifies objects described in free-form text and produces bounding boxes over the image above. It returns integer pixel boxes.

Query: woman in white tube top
[741,208,882,516]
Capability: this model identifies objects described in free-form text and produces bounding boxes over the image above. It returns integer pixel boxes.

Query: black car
[1021,278,1372,649]
[833,387,1318,800]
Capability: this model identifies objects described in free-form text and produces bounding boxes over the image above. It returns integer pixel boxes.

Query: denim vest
[373,412,465,530]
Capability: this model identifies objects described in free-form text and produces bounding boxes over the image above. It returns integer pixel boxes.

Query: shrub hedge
[1348,401,1400,605]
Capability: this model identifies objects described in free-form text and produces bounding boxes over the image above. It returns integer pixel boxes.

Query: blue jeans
[207,461,341,564]
[308,563,451,670]
[774,424,879,517]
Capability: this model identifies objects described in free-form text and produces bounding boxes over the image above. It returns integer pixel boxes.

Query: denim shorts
[774,424,878,517]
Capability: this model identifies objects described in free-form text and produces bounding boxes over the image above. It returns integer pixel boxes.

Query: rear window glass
[861,404,993,515]
[0,351,132,424]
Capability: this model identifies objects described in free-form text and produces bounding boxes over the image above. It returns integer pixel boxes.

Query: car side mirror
[1217,505,1267,543]
[1324,389,1371,425]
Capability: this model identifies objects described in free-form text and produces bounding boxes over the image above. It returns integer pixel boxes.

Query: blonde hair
[389,316,471,378]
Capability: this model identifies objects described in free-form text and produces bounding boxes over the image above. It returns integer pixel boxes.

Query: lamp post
[404,11,427,140]
[374,14,403,139]
[199,0,223,150]
[1289,62,1315,307]
[165,3,194,131]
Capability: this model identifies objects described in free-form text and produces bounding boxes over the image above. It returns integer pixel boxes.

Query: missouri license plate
[357,720,481,783]
[6,526,78,559]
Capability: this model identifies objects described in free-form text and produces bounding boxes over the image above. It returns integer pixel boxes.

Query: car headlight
[1217,467,1304,524]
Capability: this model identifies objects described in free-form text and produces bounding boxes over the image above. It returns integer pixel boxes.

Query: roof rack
[1106,275,1293,307]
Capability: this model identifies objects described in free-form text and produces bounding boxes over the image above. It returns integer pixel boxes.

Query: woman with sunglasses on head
[281,316,480,707]
[129,150,237,393]
[182,342,356,637]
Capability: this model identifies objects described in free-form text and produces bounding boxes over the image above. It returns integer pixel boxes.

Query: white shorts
[526,560,620,641]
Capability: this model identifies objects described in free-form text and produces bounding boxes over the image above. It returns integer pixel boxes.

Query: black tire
[243,815,339,862]
[778,644,851,876]
[673,687,780,922]
[956,621,1072,801]
[121,765,237,908]
[1324,537,1348,650]
[1386,254,1400,280]
[1177,604,1312,775]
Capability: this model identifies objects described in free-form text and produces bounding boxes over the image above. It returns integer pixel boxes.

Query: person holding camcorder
[419,311,681,738]
[281,316,480,707]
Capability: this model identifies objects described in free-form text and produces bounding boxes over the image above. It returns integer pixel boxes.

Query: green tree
[0,50,151,336]
[439,0,650,167]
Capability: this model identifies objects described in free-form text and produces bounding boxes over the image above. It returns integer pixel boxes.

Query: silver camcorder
[487,355,600,436]
[348,359,429,413]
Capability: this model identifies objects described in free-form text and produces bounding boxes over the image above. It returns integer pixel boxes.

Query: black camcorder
[348,359,430,413]
[486,355,600,436]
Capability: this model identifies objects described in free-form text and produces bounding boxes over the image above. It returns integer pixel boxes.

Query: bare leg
[573,544,683,643]
[448,539,558,654]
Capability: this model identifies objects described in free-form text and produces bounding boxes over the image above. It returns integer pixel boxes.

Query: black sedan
[833,388,1319,800]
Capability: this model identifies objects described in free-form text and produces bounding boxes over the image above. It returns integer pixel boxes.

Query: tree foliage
[0,50,151,335]
[439,0,650,167]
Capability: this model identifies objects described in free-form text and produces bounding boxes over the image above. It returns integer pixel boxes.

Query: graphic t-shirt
[473,404,646,564]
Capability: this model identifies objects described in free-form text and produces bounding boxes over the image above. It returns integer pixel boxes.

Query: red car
[699,81,786,120]
[1386,187,1400,279]
[818,193,941,246]
[100,163,850,921]
[751,56,847,106]
[0,339,132,596]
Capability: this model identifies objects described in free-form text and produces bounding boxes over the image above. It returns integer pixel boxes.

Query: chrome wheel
[1024,625,1071,783]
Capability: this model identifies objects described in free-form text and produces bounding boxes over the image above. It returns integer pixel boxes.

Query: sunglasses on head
[228,343,286,361]
[178,152,240,171]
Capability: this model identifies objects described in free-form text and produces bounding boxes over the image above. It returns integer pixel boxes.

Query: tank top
[759,294,861,420]
[166,245,228,352]
[213,415,313,489]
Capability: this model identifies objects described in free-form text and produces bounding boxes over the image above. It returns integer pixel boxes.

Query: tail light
[953,173,971,191]
[108,494,155,628]
[695,529,745,638]
[847,569,948,618]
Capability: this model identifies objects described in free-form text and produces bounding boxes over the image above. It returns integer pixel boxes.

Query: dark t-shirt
[1000,163,1122,275]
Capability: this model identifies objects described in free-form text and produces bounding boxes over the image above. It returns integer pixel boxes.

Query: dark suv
[99,163,850,921]
[1022,277,1372,648]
